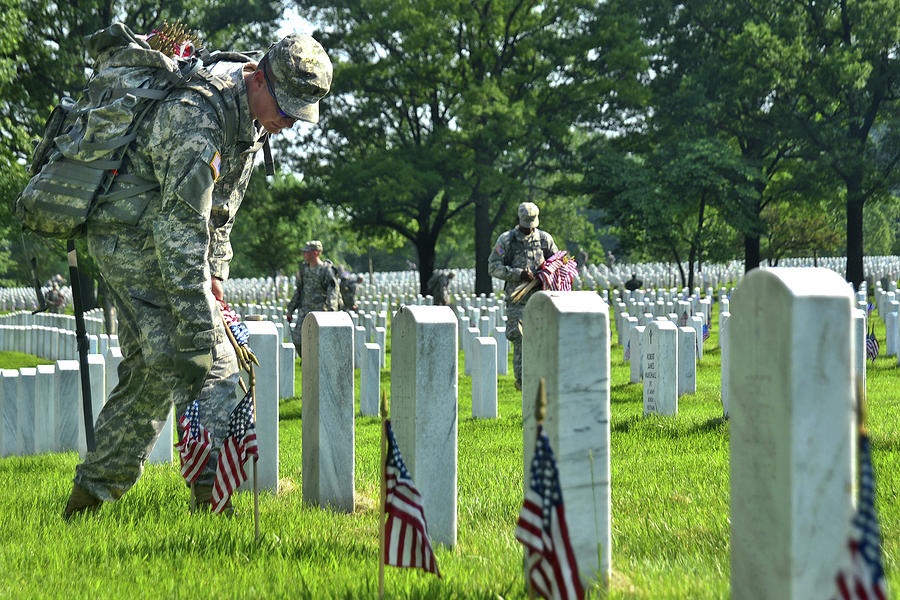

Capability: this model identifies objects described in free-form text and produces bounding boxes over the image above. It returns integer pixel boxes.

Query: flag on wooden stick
[516,423,585,600]
[382,420,441,577]
[174,398,211,484]
[211,391,258,514]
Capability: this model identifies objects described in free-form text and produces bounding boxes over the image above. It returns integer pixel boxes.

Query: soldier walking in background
[339,269,364,312]
[285,240,340,356]
[488,202,558,391]
[62,27,333,518]
[427,269,454,306]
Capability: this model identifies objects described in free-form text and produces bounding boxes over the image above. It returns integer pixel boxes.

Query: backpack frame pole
[67,239,96,453]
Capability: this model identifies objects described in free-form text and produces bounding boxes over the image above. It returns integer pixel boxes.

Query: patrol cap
[303,240,323,252]
[518,202,539,228]
[264,34,333,123]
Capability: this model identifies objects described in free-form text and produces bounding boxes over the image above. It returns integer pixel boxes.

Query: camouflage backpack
[15,22,246,239]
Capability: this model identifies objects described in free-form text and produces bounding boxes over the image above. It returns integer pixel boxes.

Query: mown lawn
[0,303,896,599]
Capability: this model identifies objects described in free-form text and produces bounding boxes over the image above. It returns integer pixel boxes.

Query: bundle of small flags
[140,21,202,59]
[535,251,580,292]
[174,398,211,483]
[211,391,259,514]
[219,299,250,347]
[515,424,584,600]
[866,329,880,363]
[383,420,441,577]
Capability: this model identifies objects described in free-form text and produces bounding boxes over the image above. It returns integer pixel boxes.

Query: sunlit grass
[0,305,896,598]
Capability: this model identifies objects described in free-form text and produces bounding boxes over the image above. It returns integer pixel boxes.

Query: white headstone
[390,305,458,547]
[18,368,37,455]
[280,342,295,399]
[0,370,19,456]
[35,364,56,453]
[360,342,381,417]
[493,326,508,375]
[522,291,611,588]
[629,325,645,383]
[471,337,497,419]
[302,312,355,512]
[720,311,731,417]
[730,268,854,600]
[239,320,281,494]
[677,327,696,396]
[642,320,677,416]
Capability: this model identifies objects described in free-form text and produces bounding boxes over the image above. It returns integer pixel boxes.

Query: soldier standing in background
[285,240,340,356]
[488,202,558,391]
[63,28,333,518]
[427,269,455,306]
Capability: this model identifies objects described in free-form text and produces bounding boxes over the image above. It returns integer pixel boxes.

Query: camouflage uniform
[74,60,269,501]
[339,273,360,312]
[427,270,453,306]
[286,260,340,356]
[488,221,558,386]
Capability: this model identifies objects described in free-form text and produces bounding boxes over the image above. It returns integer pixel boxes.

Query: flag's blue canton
[229,393,256,440]
[230,321,250,346]
[386,425,410,479]
[531,428,562,527]
[185,398,202,439]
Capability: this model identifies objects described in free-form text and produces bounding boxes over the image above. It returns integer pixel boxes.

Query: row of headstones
[0,322,298,460]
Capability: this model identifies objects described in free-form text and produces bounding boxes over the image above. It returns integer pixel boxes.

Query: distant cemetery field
[1,305,897,599]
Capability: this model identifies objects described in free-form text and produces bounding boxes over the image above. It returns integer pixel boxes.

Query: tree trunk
[846,181,865,290]
[474,195,493,295]
[744,235,761,273]
[417,237,436,296]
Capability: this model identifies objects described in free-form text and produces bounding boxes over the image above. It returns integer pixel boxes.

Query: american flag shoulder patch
[209,151,222,181]
[495,245,504,255]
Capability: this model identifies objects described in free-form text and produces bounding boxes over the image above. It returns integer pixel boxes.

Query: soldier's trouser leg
[290,320,302,357]
[191,334,240,488]
[73,278,193,501]
[74,228,218,502]
[505,302,524,385]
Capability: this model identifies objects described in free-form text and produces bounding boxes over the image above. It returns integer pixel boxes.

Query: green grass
[0,350,53,369]
[0,308,897,599]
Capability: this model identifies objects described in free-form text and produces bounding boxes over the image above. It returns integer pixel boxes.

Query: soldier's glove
[520,269,535,282]
[174,349,213,393]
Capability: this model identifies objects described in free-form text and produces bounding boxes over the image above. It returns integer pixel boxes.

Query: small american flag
[515,424,585,600]
[536,252,579,292]
[832,432,888,600]
[383,420,441,577]
[702,322,710,342]
[866,329,880,363]
[678,311,688,327]
[623,339,631,361]
[211,391,258,514]
[174,399,211,483]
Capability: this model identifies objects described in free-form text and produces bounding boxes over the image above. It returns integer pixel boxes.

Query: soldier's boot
[63,483,103,520]
[192,484,234,518]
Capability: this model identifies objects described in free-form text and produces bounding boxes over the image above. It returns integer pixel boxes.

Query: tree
[785,0,900,288]
[290,0,642,294]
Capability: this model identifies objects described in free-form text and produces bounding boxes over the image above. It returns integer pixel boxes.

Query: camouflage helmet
[263,33,332,123]
[518,202,539,228]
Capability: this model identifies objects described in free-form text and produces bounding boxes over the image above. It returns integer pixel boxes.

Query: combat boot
[192,484,234,517]
[63,483,102,520]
